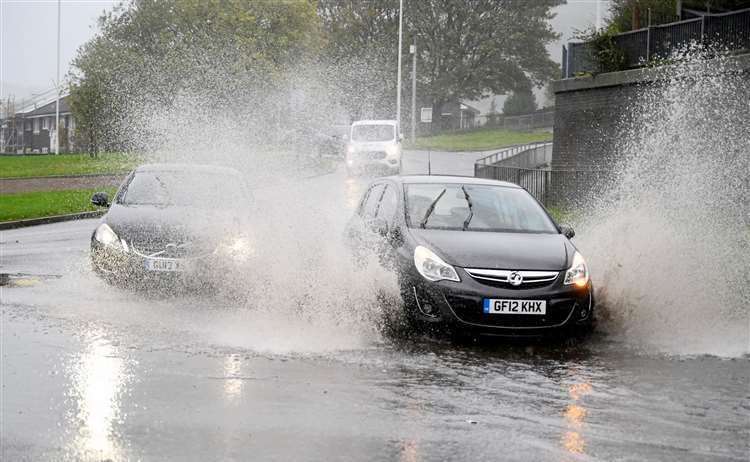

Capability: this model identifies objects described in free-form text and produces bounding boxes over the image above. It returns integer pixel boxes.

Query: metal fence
[474,141,552,167]
[563,8,750,77]
[474,164,610,208]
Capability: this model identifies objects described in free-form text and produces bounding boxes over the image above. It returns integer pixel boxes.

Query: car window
[376,184,398,223]
[119,170,249,208]
[405,183,557,233]
[361,184,385,219]
[351,124,395,142]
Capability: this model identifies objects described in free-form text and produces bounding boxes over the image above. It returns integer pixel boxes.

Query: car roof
[380,175,521,189]
[351,120,398,126]
[134,163,242,176]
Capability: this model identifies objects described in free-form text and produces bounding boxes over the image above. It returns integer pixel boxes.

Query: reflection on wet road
[1,166,748,461]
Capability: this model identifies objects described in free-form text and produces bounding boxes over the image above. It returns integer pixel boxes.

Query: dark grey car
[346,175,595,338]
[90,163,254,290]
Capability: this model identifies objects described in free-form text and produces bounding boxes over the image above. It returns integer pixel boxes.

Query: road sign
[420,107,432,123]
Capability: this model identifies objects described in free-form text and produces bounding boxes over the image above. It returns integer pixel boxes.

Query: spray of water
[576,48,750,357]
[61,54,406,355]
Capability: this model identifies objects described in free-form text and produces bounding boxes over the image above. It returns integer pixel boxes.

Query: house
[0,95,76,154]
[419,100,481,133]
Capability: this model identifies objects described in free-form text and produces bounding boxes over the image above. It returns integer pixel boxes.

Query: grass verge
[405,128,552,152]
[0,152,139,178]
[0,188,116,222]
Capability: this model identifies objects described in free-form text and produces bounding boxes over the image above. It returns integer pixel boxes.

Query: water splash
[577,48,750,357]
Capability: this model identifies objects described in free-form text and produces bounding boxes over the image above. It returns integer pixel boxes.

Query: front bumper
[90,241,247,291]
[405,267,594,337]
[346,151,400,172]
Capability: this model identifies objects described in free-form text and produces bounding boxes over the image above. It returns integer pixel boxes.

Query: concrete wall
[551,53,750,171]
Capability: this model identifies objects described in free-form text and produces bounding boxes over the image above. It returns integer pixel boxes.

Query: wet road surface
[1,165,749,461]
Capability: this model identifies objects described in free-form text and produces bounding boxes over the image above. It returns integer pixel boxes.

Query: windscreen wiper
[420,188,446,228]
[461,185,473,231]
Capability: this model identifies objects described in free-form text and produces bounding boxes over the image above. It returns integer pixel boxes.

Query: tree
[69,0,323,151]
[319,0,562,123]
[502,89,537,115]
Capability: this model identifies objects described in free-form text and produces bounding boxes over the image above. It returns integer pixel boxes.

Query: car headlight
[385,144,400,157]
[94,223,124,249]
[564,251,589,287]
[215,236,254,262]
[414,245,460,282]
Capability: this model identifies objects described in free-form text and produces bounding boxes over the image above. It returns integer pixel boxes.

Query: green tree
[502,89,537,115]
[69,0,323,151]
[319,0,562,123]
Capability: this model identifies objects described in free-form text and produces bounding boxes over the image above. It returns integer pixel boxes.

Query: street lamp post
[55,0,61,155]
[396,0,403,130]
[410,37,416,142]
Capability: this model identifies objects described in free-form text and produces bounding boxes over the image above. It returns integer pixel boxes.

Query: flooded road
[2,167,749,461]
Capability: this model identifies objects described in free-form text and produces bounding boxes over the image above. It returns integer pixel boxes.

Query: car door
[346,182,385,253]
[372,182,400,266]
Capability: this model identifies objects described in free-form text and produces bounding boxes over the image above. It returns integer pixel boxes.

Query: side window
[361,184,385,219]
[377,184,398,223]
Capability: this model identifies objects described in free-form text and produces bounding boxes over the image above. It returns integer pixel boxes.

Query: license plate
[144,258,185,272]
[483,299,546,315]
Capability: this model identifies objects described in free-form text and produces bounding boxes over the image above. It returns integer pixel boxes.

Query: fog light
[412,287,439,318]
[578,305,590,320]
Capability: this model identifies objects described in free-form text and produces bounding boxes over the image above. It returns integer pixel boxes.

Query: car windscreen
[405,183,557,233]
[351,124,395,142]
[119,170,248,208]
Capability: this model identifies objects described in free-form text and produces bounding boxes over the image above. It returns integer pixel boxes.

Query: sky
[0,0,610,110]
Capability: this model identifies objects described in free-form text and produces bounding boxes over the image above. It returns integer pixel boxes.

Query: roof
[24,96,71,117]
[351,119,398,126]
[460,102,480,115]
[383,174,520,188]
[134,163,243,176]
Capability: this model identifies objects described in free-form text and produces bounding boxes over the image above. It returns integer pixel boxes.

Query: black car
[90,163,254,290]
[346,175,594,338]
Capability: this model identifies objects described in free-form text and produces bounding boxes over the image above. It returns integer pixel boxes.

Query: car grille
[129,239,209,259]
[444,294,576,328]
[465,268,559,289]
[358,151,386,160]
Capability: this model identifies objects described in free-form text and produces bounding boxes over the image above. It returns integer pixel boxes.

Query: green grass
[406,128,552,152]
[0,188,116,222]
[0,152,139,178]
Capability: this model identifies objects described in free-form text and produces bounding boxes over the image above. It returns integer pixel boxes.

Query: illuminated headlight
[215,237,254,262]
[346,159,354,166]
[94,223,125,250]
[385,144,400,157]
[414,245,460,282]
[564,251,589,287]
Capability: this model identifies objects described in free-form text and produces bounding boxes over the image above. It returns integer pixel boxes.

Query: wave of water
[576,49,750,357]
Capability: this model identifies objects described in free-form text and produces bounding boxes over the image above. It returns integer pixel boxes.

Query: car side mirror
[560,225,575,239]
[373,218,389,237]
[388,226,404,247]
[91,191,110,208]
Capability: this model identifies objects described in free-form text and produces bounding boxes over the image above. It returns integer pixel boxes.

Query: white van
[345,120,402,175]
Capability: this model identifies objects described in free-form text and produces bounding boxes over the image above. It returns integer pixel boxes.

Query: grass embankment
[406,128,552,152]
[0,152,138,178]
[0,188,116,222]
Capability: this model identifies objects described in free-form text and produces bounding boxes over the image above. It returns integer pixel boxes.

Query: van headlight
[94,223,125,250]
[385,144,400,157]
[414,245,460,282]
[564,251,589,287]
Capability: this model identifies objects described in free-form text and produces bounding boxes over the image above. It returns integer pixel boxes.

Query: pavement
[0,174,126,194]
[1,156,749,462]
